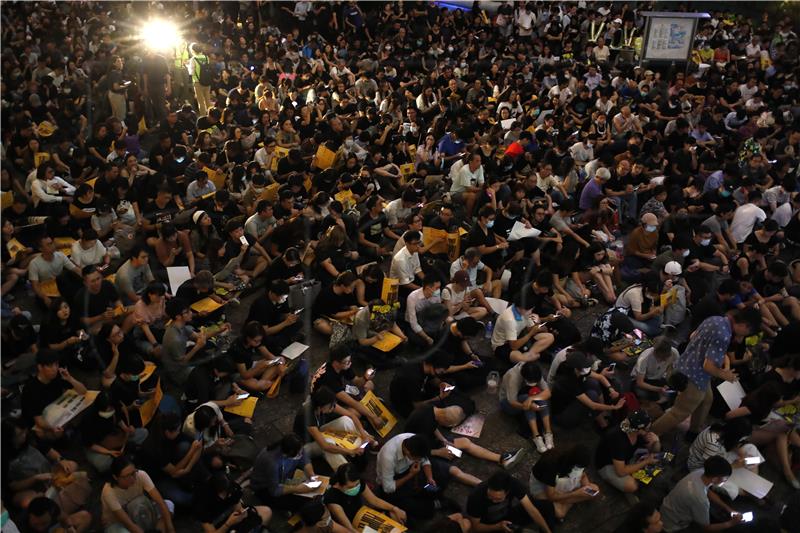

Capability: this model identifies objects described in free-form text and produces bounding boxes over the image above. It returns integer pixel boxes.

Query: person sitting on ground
[500,360,555,453]
[325,463,408,532]
[465,470,553,533]
[312,271,359,336]
[491,289,556,365]
[227,320,286,394]
[441,270,490,321]
[594,410,661,494]
[529,444,600,522]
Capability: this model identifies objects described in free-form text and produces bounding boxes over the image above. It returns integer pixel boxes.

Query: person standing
[106,56,127,121]
[650,309,760,437]
[142,49,170,128]
[188,43,212,117]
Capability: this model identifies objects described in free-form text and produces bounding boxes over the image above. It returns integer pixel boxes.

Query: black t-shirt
[465,225,497,250]
[195,482,243,526]
[690,293,725,329]
[292,400,338,442]
[312,286,355,318]
[358,211,389,245]
[466,478,528,524]
[143,199,180,228]
[73,281,119,322]
[530,450,563,488]
[323,484,366,521]
[404,404,439,444]
[549,372,586,416]
[229,338,260,370]
[311,365,354,395]
[389,363,433,416]
[246,294,286,328]
[264,257,302,284]
[21,376,70,425]
[595,427,641,469]
[80,410,117,446]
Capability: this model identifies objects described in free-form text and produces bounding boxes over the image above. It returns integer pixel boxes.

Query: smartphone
[266,358,283,366]
[744,456,763,465]
[365,369,376,379]
[446,445,463,458]
[741,512,753,523]
[239,235,249,246]
[443,385,455,392]
[533,400,549,407]
[607,363,616,372]
[423,483,438,492]
[584,487,599,497]
[305,480,322,489]
[359,441,370,449]
[472,360,484,367]
[237,393,250,400]
[293,307,304,315]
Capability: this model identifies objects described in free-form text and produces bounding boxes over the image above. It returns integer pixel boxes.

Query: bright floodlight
[140,19,181,52]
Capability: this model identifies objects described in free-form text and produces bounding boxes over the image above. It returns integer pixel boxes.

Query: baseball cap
[664,261,683,276]
[452,270,470,285]
[625,410,652,431]
[641,212,658,226]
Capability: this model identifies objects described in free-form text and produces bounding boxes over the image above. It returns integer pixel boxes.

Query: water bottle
[486,371,500,394]
[485,320,493,339]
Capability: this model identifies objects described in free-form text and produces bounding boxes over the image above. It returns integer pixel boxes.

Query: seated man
[311,345,380,429]
[312,272,359,336]
[405,402,522,470]
[389,352,456,418]
[491,290,555,365]
[499,361,554,453]
[389,230,425,303]
[228,321,286,393]
[114,245,155,304]
[19,495,92,533]
[293,387,375,472]
[195,472,272,533]
[21,349,88,441]
[176,269,226,326]
[73,264,128,335]
[660,456,744,532]
[450,247,502,300]
[223,218,270,280]
[352,299,409,368]
[251,433,320,512]
[28,235,81,308]
[162,298,221,387]
[405,277,447,347]
[437,316,490,390]
[549,351,626,429]
[246,279,302,354]
[465,470,553,533]
[529,444,599,522]
[594,410,661,494]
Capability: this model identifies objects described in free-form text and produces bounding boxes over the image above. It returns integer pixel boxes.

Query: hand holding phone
[583,486,599,497]
[744,456,763,465]
[239,235,249,246]
[443,385,455,392]
[304,480,322,489]
[237,393,250,400]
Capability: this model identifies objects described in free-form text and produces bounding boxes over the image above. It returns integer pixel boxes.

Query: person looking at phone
[228,321,286,394]
[196,472,272,533]
[251,433,320,513]
[632,337,679,403]
[465,470,553,533]
[311,345,381,429]
[660,456,745,532]
[595,410,661,494]
[499,361,554,453]
[529,444,599,522]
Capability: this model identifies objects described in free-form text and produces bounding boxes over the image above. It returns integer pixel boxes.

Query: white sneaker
[533,435,547,453]
[544,432,554,450]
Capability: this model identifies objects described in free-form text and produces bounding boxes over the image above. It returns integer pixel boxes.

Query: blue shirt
[250,447,310,497]
[437,134,463,157]
[674,316,731,389]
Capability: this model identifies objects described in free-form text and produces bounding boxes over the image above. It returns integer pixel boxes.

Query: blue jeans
[500,394,550,422]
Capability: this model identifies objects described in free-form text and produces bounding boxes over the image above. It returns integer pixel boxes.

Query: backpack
[197,56,214,86]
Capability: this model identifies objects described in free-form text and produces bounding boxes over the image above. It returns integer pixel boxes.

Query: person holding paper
[491,290,555,365]
[594,411,661,495]
[650,308,761,438]
[176,270,225,326]
[312,272,359,336]
[293,387,376,471]
[311,347,381,430]
[352,301,409,368]
[21,349,88,442]
[325,463,407,532]
[228,321,286,394]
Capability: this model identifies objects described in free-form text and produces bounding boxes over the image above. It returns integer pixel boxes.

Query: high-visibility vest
[174,44,189,69]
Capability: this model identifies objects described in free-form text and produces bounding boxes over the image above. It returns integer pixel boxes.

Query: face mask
[176,157,185,163]
[720,190,731,198]
[98,409,115,419]
[431,289,441,298]
[253,187,264,194]
[586,142,593,147]
[682,249,690,257]
[279,294,289,304]
[700,238,711,246]
[128,374,140,382]
[486,220,495,228]
[645,225,657,233]
[1,509,9,527]
[343,482,361,496]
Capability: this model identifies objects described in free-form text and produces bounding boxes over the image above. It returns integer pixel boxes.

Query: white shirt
[451,164,485,194]
[405,288,442,333]
[449,257,486,288]
[772,202,794,228]
[390,247,421,285]
[730,203,767,243]
[569,141,594,164]
[491,304,534,349]
[377,433,431,494]
[383,198,412,227]
[70,240,108,268]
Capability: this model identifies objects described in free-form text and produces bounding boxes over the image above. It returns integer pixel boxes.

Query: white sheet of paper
[500,118,515,130]
[362,527,379,533]
[167,266,192,296]
[717,380,746,410]
[486,297,509,315]
[500,269,512,290]
[728,467,773,499]
[508,221,542,241]
[281,341,309,360]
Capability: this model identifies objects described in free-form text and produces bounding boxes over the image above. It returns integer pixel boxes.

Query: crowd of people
[2,0,800,532]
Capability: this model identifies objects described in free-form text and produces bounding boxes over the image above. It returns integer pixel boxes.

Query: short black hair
[455,317,483,337]
[703,455,733,477]
[486,470,513,493]
[402,434,430,459]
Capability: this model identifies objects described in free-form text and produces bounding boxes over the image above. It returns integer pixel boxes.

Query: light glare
[140,19,181,52]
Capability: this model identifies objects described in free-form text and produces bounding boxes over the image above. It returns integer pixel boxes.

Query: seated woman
[325,464,407,532]
[125,281,167,360]
[354,263,383,308]
[70,227,119,269]
[500,361,554,453]
[571,241,617,305]
[529,444,599,521]
[687,418,761,499]
[38,297,89,370]
[314,225,360,287]
[207,237,250,288]
[352,299,409,369]
[724,381,800,488]
[80,392,149,473]
[228,321,286,394]
[101,456,175,533]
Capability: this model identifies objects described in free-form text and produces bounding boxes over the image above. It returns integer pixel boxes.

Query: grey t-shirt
[702,214,728,236]
[115,259,154,298]
[631,346,677,381]
[660,469,710,532]
[28,252,76,281]
[162,324,193,385]
[499,362,548,403]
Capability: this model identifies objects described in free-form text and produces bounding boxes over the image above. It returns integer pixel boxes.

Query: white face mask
[682,249,690,257]
[279,294,288,304]
[98,409,115,419]
[431,289,441,298]
[645,225,657,233]
[700,238,711,246]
